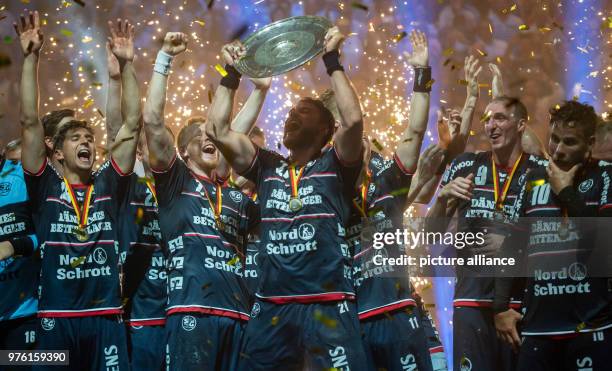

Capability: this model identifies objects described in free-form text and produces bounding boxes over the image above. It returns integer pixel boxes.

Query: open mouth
[285,118,301,132]
[489,133,501,141]
[202,143,216,155]
[77,148,91,162]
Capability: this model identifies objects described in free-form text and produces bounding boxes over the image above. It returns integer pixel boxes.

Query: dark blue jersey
[152,155,258,321]
[121,174,166,326]
[509,162,612,335]
[24,158,130,318]
[0,159,40,321]
[440,151,546,307]
[240,146,361,303]
[243,194,261,299]
[348,153,416,319]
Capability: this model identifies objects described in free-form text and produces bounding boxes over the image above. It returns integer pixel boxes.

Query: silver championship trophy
[234,16,332,78]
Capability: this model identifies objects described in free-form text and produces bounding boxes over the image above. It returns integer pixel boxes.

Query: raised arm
[405,144,445,206]
[142,32,187,171]
[205,41,257,174]
[396,30,430,174]
[16,11,46,174]
[105,38,122,150]
[489,63,504,99]
[446,55,481,160]
[324,26,363,164]
[213,77,272,179]
[107,19,140,174]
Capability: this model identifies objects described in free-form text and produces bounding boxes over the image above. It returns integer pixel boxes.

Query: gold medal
[491,153,523,221]
[288,197,303,212]
[74,226,89,242]
[63,177,94,243]
[288,163,305,213]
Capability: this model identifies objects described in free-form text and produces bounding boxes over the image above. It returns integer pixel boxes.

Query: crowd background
[1,0,610,367]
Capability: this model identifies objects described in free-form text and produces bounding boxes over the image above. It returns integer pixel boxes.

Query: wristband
[413,66,432,93]
[10,236,35,257]
[153,50,174,76]
[220,64,242,90]
[322,50,344,76]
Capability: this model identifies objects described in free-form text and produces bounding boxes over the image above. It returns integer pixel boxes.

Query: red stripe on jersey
[166,306,249,321]
[259,292,355,305]
[358,299,416,320]
[23,157,48,176]
[110,156,133,176]
[128,319,166,327]
[429,346,445,354]
[38,308,122,318]
[453,300,492,308]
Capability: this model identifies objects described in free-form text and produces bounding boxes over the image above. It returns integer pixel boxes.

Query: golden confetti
[60,29,74,37]
[83,99,94,108]
[313,310,337,329]
[70,256,86,268]
[91,82,103,87]
[442,47,454,57]
[539,27,552,32]
[518,25,529,31]
[478,83,490,88]
[476,48,487,57]
[194,20,205,27]
[82,36,92,43]
[488,23,493,34]
[134,207,144,225]
[469,130,476,136]
[576,322,586,332]
[457,79,469,86]
[351,2,368,11]
[425,79,435,89]
[480,110,492,122]
[526,179,546,192]
[270,316,280,325]
[510,4,517,11]
[393,31,407,43]
[227,256,240,266]
[371,138,384,151]
[214,64,228,77]
[496,56,502,64]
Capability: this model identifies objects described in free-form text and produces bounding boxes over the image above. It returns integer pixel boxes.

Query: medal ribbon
[289,164,305,200]
[145,180,158,205]
[63,177,94,231]
[352,169,371,218]
[491,153,523,211]
[203,182,223,228]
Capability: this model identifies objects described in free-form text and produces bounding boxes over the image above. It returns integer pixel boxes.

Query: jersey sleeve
[151,153,188,207]
[598,166,612,217]
[23,159,55,211]
[372,153,414,205]
[239,147,282,187]
[95,157,133,207]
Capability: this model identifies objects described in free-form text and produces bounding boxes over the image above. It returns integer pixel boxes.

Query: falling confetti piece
[480,110,492,122]
[510,4,517,11]
[351,2,368,11]
[442,48,454,57]
[526,179,546,192]
[314,310,337,329]
[270,316,280,325]
[478,83,490,88]
[518,25,529,31]
[469,130,476,136]
[227,256,240,266]
[576,322,586,332]
[193,19,205,27]
[134,207,144,225]
[215,64,228,77]
[393,31,407,43]
[83,99,94,108]
[96,108,104,118]
[539,27,552,32]
[457,79,469,86]
[60,29,74,37]
[82,36,92,43]
[371,138,383,151]
[425,79,435,89]
[496,56,502,64]
[70,256,87,268]
[476,48,487,57]
[488,24,493,34]
[443,58,452,66]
